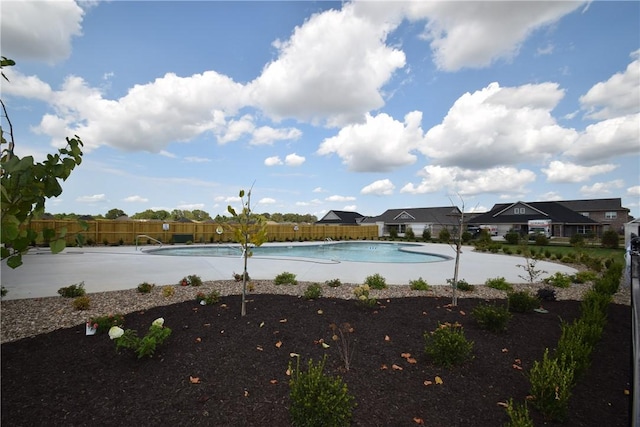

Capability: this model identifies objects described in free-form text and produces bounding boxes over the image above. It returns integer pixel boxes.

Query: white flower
[109,326,124,340]
[152,318,165,327]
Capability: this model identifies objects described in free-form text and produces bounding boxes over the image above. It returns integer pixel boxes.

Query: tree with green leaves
[227,187,268,316]
[105,208,127,220]
[1,56,85,268]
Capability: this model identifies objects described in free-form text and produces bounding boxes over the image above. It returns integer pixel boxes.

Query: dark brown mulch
[1,294,632,427]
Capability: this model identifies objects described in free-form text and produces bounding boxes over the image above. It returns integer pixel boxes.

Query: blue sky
[2,1,639,219]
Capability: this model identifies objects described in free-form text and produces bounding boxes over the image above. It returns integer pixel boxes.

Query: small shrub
[161,286,175,297]
[304,283,322,300]
[110,317,172,359]
[438,228,451,242]
[88,314,125,334]
[601,230,619,249]
[325,278,342,288]
[409,277,430,291]
[502,247,512,255]
[196,290,221,305]
[572,270,597,284]
[536,287,557,302]
[57,282,86,298]
[505,231,520,245]
[471,304,511,333]
[274,271,298,286]
[534,234,549,246]
[405,227,415,240]
[555,318,598,379]
[424,322,473,368]
[137,282,155,293]
[233,271,250,282]
[452,279,474,292]
[288,355,355,427]
[72,296,91,311]
[570,233,585,247]
[1,286,7,297]
[508,291,540,313]
[528,348,575,422]
[187,274,202,287]
[504,398,534,427]
[484,276,513,291]
[543,272,572,288]
[422,229,431,241]
[353,284,376,308]
[364,273,387,290]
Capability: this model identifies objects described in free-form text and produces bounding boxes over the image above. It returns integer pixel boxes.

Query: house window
[580,212,589,217]
[605,212,617,219]
[514,207,525,214]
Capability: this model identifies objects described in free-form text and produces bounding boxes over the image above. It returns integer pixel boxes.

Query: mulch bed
[1,294,632,426]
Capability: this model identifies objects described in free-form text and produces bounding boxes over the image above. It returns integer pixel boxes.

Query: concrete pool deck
[0,242,578,300]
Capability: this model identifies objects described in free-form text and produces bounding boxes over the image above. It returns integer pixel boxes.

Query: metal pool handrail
[136,235,163,251]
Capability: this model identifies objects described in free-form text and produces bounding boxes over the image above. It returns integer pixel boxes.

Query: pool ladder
[135,235,163,251]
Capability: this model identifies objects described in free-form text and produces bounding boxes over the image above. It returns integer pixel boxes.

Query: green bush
[555,318,598,379]
[196,290,221,305]
[471,304,511,333]
[405,227,415,240]
[72,295,91,310]
[508,291,540,313]
[505,231,520,245]
[570,233,585,247]
[534,234,549,246]
[528,348,575,422]
[422,229,431,241]
[438,228,451,242]
[484,276,513,291]
[572,270,597,284]
[364,273,387,290]
[353,284,376,308]
[409,277,430,291]
[303,283,322,300]
[232,271,250,282]
[58,282,86,298]
[88,313,125,334]
[1,286,7,297]
[424,322,474,368]
[137,282,155,293]
[502,247,513,255]
[187,274,202,287]
[288,356,355,427]
[111,318,172,359]
[503,399,534,427]
[325,278,342,288]
[543,272,572,288]
[453,279,474,292]
[601,230,619,249]
[274,271,298,286]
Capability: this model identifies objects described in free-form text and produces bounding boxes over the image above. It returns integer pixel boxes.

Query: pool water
[146,242,450,263]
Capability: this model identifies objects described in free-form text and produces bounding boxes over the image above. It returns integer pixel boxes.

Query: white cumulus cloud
[542,161,617,183]
[361,179,395,196]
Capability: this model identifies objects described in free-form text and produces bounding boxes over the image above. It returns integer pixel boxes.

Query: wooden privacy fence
[26,220,379,246]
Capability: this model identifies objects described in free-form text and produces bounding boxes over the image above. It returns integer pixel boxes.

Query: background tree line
[41,208,318,224]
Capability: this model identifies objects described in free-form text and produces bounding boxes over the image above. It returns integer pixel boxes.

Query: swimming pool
[145,241,451,263]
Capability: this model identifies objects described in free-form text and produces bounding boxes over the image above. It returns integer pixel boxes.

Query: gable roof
[362,207,462,226]
[316,210,365,225]
[469,201,598,225]
[556,198,626,212]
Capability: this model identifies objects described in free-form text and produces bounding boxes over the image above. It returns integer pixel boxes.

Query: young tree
[1,57,85,268]
[227,187,268,316]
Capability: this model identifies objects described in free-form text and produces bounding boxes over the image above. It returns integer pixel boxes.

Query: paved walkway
[1,242,577,300]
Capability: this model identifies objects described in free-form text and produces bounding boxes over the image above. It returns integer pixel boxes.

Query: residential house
[468,201,600,238]
[362,207,462,238]
[315,210,366,225]
[557,198,632,234]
